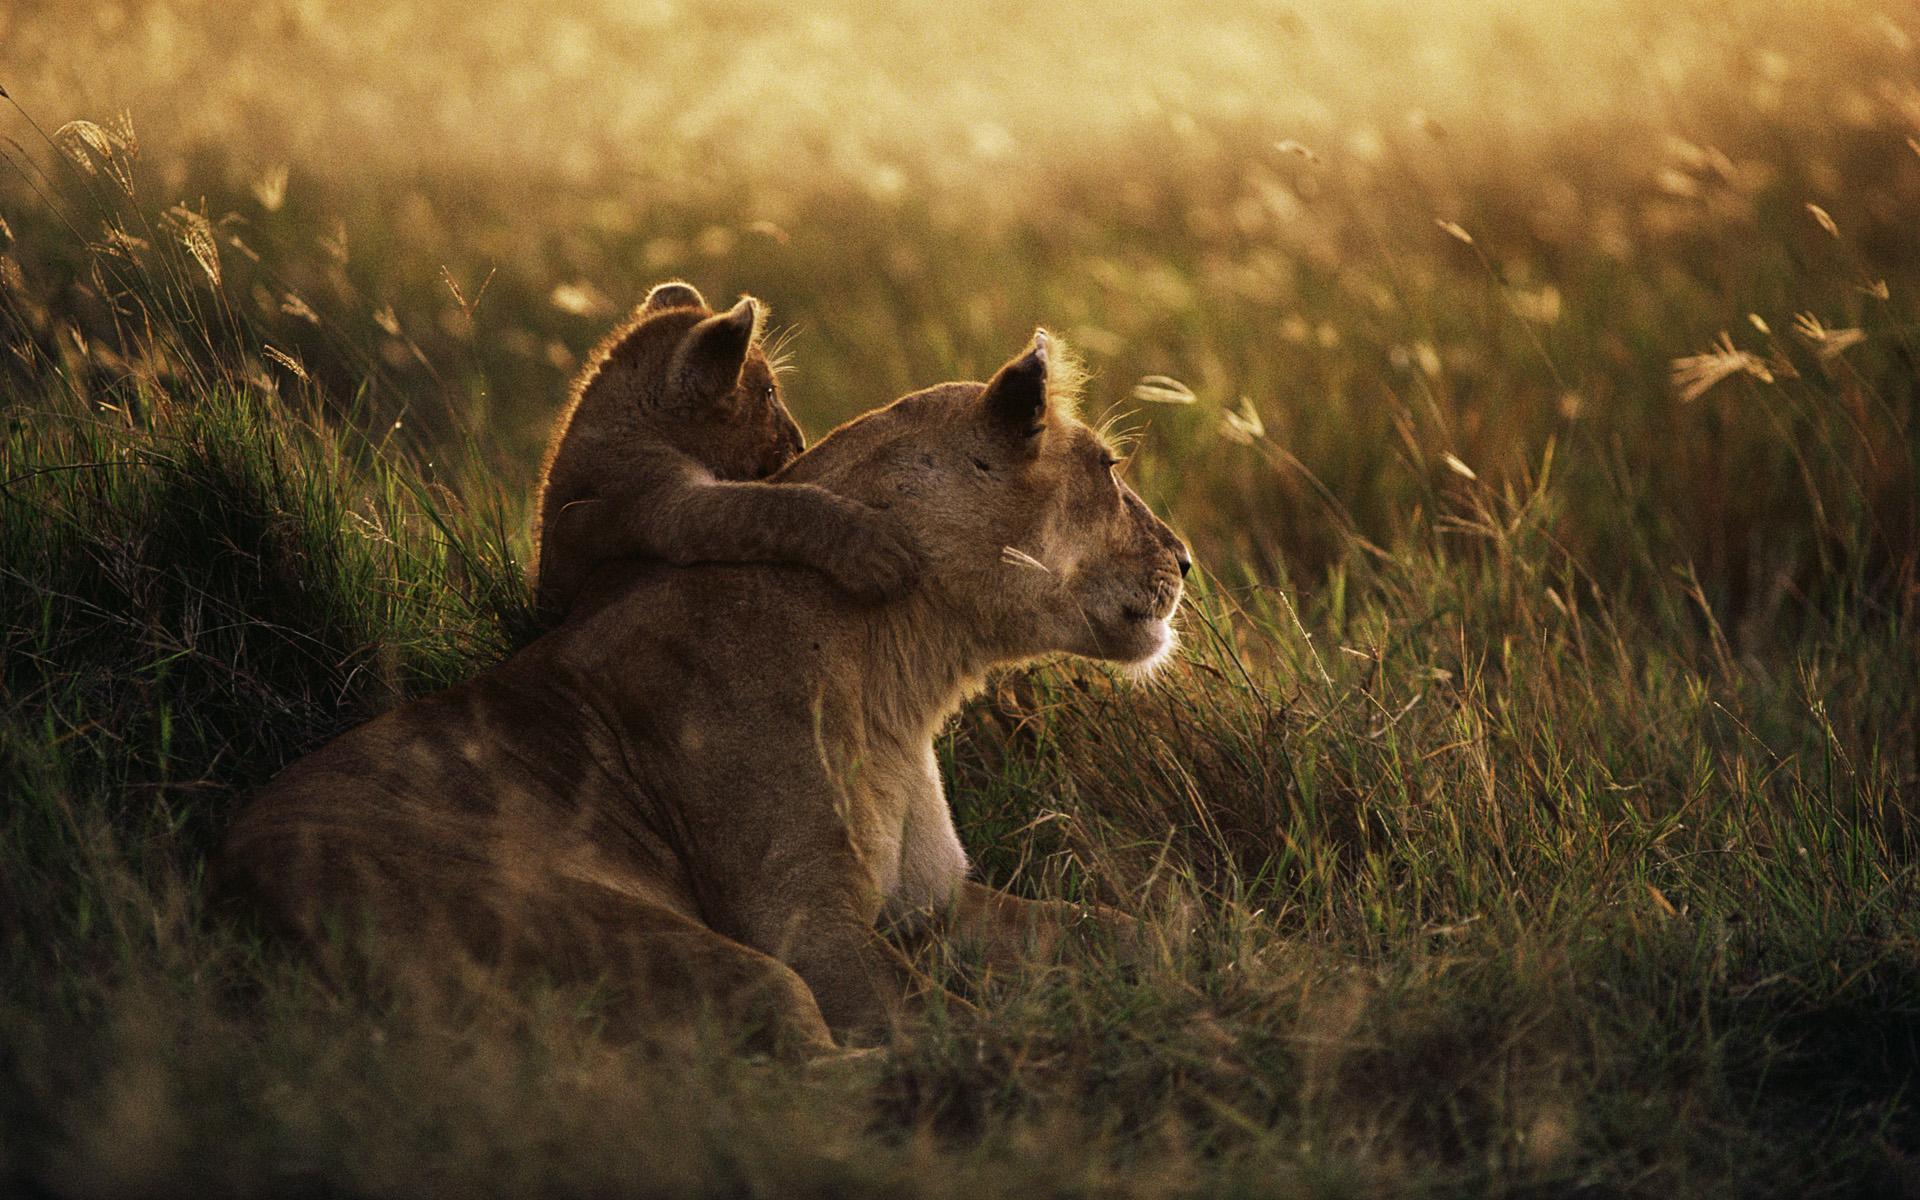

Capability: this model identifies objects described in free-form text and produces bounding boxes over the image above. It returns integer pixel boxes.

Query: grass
[3,1,1918,1195]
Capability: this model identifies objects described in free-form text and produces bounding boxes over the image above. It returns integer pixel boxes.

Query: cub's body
[532,282,916,619]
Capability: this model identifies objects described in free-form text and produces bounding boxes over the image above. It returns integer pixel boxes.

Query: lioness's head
[578,281,803,480]
[785,332,1190,671]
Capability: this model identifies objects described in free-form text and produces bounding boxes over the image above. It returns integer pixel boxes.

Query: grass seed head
[1671,332,1774,402]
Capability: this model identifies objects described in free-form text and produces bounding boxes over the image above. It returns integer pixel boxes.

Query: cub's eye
[763,385,777,403]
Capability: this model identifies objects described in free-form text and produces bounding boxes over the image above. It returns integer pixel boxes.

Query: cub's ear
[668,296,758,403]
[641,280,707,314]
[983,329,1052,446]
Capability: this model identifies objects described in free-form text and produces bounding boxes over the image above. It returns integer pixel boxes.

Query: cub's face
[584,282,805,481]
[680,348,804,482]
[789,332,1190,670]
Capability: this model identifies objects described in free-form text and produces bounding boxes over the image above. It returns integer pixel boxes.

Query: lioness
[219,331,1189,1053]
[533,281,920,619]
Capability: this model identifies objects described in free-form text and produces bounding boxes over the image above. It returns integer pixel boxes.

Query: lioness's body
[227,562,958,1047]
[222,334,1189,1051]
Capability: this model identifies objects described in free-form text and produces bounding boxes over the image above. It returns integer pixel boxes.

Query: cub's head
[787,332,1190,672]
[577,281,803,480]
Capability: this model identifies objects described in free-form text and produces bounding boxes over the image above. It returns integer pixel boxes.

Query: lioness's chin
[1125,617,1178,677]
[1081,614,1177,676]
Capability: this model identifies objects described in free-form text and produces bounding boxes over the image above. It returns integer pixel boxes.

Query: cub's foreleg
[647,477,922,604]
[541,469,921,619]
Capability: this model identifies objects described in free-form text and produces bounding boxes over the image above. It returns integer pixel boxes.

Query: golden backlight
[7,0,1907,195]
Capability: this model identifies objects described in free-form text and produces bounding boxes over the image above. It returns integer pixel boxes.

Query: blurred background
[3,0,1916,621]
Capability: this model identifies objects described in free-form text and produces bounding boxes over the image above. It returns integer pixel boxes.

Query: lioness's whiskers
[1000,545,1051,573]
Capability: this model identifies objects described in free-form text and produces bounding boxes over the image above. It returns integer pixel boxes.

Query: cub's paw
[821,512,923,602]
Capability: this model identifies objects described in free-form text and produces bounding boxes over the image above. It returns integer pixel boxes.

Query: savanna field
[2,0,1918,1194]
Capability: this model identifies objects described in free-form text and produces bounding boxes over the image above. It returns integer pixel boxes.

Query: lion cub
[534,281,919,618]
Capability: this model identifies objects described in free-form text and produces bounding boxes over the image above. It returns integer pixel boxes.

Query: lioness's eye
[763,385,777,403]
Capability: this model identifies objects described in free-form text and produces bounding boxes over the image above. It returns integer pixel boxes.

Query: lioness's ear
[641,280,706,314]
[983,330,1051,446]
[669,296,758,401]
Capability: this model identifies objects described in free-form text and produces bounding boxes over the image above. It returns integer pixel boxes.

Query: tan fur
[218,330,1190,1054]
[532,280,919,620]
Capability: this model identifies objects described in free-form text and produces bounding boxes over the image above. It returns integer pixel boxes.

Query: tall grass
[3,1,1919,1194]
